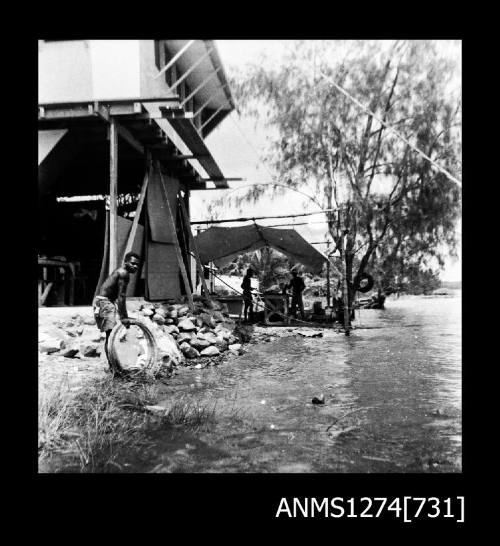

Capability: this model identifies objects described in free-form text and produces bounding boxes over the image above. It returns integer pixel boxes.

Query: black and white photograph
[38,39,462,479]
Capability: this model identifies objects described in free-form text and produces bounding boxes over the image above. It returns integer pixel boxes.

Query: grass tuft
[158,397,218,431]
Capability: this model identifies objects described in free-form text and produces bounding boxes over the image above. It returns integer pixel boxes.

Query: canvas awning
[193,223,328,274]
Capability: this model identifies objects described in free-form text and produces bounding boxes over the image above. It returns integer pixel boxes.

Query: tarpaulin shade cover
[194,224,327,274]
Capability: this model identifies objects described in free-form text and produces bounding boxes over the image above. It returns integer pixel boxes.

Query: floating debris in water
[294,330,323,338]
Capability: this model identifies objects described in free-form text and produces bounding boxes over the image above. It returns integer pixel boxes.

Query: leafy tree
[216,40,461,320]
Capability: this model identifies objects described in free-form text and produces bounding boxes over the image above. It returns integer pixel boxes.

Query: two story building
[38,39,234,306]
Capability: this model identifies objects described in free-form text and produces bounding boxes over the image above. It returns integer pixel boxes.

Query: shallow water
[146,294,461,473]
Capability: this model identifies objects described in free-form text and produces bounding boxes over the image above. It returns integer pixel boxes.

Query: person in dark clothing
[92,252,141,376]
[241,268,255,322]
[287,270,305,319]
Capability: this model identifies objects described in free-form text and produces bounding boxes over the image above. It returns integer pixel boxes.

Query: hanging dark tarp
[194,224,328,274]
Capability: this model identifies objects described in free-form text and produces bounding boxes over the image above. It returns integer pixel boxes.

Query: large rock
[142,308,154,317]
[190,338,211,352]
[178,318,196,331]
[200,346,220,357]
[200,312,216,328]
[79,342,101,357]
[152,314,165,325]
[180,342,200,359]
[197,332,219,344]
[178,306,190,317]
[39,339,64,354]
[154,307,167,318]
[61,344,80,358]
[228,343,242,354]
[83,316,96,326]
[214,337,228,351]
[211,311,225,323]
[177,331,195,344]
[215,327,232,340]
[157,334,183,364]
[168,309,178,319]
[163,325,179,336]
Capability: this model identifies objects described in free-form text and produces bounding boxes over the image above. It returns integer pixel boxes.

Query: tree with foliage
[216,40,461,321]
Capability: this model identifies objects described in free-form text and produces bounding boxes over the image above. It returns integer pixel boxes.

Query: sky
[190,40,461,282]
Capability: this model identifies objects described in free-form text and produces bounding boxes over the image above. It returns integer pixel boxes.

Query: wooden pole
[337,141,351,335]
[40,282,54,305]
[326,242,331,308]
[109,118,118,274]
[341,217,351,336]
[209,262,215,293]
[178,194,211,299]
[155,161,194,310]
[94,210,110,299]
[124,164,150,258]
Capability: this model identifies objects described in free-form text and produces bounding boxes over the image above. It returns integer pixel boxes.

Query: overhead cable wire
[191,208,338,225]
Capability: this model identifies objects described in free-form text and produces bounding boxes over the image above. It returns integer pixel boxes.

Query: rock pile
[136,300,244,367]
[38,299,246,371]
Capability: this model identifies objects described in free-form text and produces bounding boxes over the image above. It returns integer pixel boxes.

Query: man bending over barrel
[93,252,141,377]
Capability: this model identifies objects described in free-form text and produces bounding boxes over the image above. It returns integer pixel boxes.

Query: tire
[108,318,158,373]
[355,272,374,293]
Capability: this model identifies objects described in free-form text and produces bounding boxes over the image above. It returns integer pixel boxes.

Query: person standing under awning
[241,268,255,323]
[287,270,305,320]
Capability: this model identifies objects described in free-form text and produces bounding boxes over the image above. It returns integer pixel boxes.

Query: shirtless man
[93,252,141,376]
